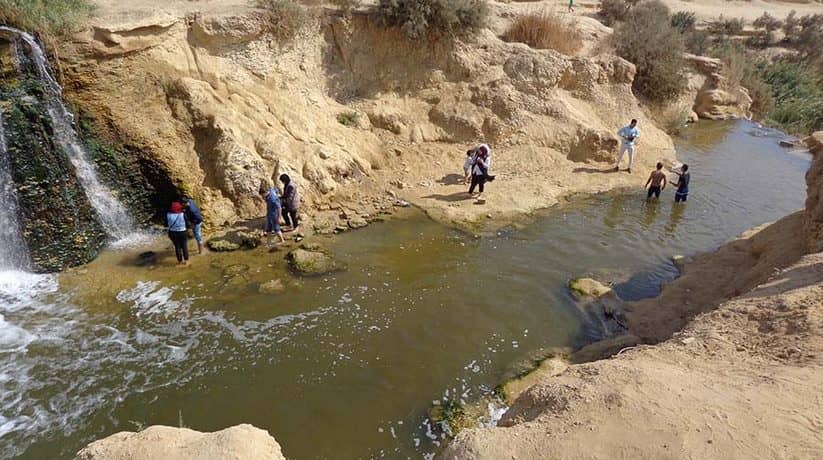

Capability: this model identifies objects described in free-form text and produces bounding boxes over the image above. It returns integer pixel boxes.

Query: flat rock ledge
[75,424,285,460]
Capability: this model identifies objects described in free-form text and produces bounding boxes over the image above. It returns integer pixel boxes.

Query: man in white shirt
[614,118,640,173]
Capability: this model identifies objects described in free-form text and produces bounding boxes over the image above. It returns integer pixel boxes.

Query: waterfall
[0,26,135,241]
[0,109,30,270]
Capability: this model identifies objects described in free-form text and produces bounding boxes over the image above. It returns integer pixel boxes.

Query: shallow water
[1,120,811,459]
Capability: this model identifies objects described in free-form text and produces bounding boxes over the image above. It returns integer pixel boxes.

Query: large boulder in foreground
[75,424,285,460]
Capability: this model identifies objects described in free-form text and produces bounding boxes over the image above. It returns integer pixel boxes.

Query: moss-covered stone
[0,36,106,272]
[207,239,240,252]
[286,248,345,276]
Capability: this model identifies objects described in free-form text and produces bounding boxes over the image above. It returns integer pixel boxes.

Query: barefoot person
[674,164,690,203]
[167,201,189,266]
[259,182,285,246]
[645,162,667,200]
[181,195,204,254]
[468,144,493,198]
[615,119,640,173]
[279,173,300,233]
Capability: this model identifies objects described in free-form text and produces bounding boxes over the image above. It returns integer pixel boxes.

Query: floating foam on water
[108,231,160,250]
[116,281,191,318]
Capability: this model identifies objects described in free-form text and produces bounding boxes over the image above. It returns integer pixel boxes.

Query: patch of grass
[256,0,314,42]
[598,0,640,26]
[613,0,685,102]
[376,0,489,40]
[337,111,359,126]
[0,0,93,36]
[502,12,583,55]
[670,11,696,32]
[759,60,823,134]
[711,43,773,118]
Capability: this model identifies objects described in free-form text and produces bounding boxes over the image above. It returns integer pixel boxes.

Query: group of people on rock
[164,117,690,265]
[165,173,301,266]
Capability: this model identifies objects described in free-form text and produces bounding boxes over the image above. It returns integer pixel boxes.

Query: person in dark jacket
[167,201,189,266]
[181,195,204,254]
[279,173,300,232]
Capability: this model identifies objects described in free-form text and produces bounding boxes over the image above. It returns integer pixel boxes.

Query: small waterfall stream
[0,26,135,241]
[0,109,30,269]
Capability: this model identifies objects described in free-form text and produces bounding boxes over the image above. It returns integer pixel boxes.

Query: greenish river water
[0,120,811,459]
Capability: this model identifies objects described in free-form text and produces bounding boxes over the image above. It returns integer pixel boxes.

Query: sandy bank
[443,216,823,459]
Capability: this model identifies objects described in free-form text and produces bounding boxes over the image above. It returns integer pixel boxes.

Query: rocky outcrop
[685,54,752,120]
[287,245,345,276]
[805,131,823,252]
[58,4,674,230]
[75,424,285,460]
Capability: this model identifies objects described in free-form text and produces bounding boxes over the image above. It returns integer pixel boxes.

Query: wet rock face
[286,246,346,276]
[0,37,106,272]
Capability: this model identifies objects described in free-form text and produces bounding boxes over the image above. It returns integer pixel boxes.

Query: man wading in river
[645,162,667,200]
[615,119,640,173]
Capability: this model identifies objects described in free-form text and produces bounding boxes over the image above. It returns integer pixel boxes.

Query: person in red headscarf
[167,201,189,266]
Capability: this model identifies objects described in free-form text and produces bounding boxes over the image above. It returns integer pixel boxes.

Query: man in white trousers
[614,118,640,173]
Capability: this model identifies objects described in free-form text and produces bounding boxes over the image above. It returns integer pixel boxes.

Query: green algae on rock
[286,247,345,276]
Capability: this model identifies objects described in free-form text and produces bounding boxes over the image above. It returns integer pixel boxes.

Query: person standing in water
[259,182,286,246]
[644,162,667,200]
[181,195,204,254]
[615,119,640,173]
[279,173,300,233]
[674,164,690,202]
[468,144,493,197]
[167,201,189,266]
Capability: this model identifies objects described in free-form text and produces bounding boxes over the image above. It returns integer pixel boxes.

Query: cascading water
[0,109,30,270]
[0,26,135,241]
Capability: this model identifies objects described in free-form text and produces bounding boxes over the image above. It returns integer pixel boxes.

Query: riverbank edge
[440,206,823,458]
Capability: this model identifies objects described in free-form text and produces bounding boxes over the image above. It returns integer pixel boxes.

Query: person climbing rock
[468,144,494,199]
[645,162,667,200]
[279,174,300,233]
[181,195,204,254]
[615,119,640,173]
[674,164,690,203]
[167,201,189,266]
[259,182,286,246]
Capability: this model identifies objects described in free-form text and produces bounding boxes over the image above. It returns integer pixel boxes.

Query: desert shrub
[670,11,696,32]
[684,28,711,54]
[749,12,782,47]
[0,0,93,36]
[257,0,314,41]
[598,0,640,26]
[331,0,360,15]
[614,0,685,102]
[760,60,823,134]
[796,14,822,67]
[376,0,489,40]
[337,111,359,126]
[706,15,744,36]
[712,43,773,117]
[782,10,801,42]
[502,13,583,55]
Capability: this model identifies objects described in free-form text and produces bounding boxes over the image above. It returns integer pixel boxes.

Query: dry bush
[376,0,489,40]
[598,0,641,26]
[502,13,583,55]
[0,0,93,37]
[331,0,360,15]
[614,0,685,102]
[706,15,745,36]
[257,0,314,41]
[712,44,773,117]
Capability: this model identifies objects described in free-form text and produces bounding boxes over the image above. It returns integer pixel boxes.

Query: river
[0,120,811,459]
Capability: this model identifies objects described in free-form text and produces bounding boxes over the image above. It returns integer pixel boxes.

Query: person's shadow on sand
[437,173,467,186]
[573,167,619,174]
[422,192,472,202]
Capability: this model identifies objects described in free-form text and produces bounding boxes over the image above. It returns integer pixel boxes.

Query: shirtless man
[645,162,667,200]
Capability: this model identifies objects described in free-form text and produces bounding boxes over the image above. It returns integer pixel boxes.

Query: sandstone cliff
[59,1,675,229]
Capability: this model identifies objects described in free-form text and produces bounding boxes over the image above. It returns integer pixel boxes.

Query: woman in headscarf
[279,173,300,233]
[468,144,492,197]
[259,181,286,247]
[167,201,189,266]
